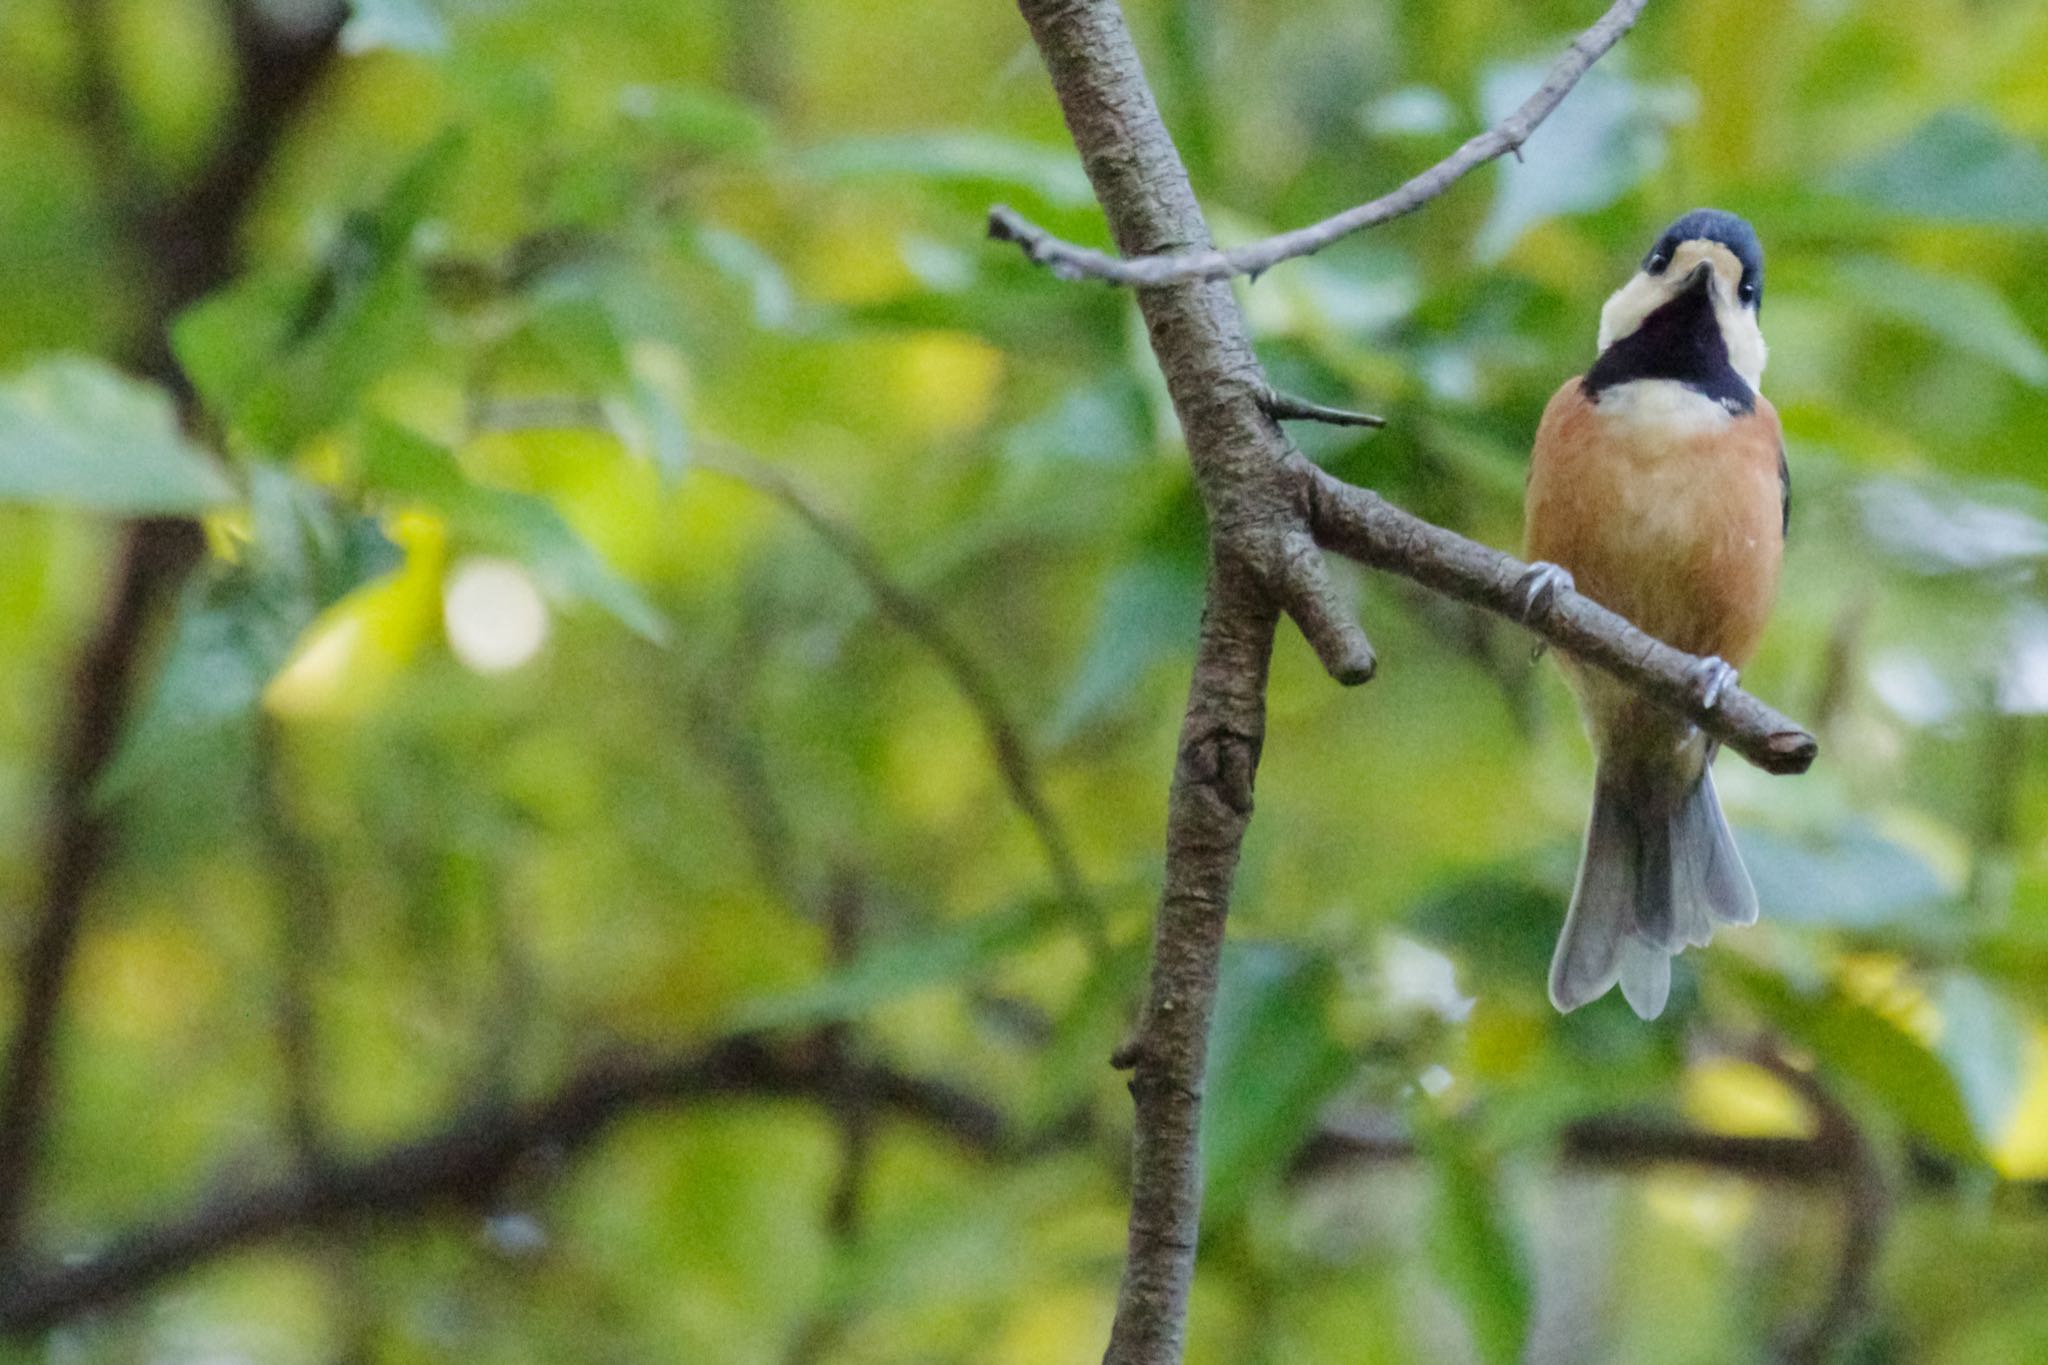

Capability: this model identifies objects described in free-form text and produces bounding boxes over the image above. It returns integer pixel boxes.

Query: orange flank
[1525,378,1784,669]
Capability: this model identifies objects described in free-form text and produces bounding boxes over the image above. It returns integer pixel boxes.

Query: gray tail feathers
[1549,763,1757,1020]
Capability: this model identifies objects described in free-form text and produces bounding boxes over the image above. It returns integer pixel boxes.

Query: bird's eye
[1646,251,1670,274]
[1738,280,1758,303]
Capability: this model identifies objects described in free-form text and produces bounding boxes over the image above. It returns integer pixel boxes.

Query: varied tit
[1520,208,1786,1020]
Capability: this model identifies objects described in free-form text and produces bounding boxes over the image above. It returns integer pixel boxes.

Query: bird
[1519,208,1787,1020]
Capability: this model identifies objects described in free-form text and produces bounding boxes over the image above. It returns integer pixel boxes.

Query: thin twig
[684,674,804,911]
[988,0,1651,288]
[61,0,140,198]
[252,720,382,1354]
[1256,384,1386,429]
[697,445,1105,950]
[1297,1113,1852,1185]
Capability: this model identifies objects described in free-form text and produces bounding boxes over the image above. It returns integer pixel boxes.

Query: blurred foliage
[3,0,2048,1360]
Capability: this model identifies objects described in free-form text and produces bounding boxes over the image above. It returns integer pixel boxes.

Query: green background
[3,0,2048,1360]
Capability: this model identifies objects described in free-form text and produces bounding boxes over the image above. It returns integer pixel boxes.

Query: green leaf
[605,360,693,483]
[1419,1110,1532,1365]
[1406,874,1560,991]
[1201,943,1352,1227]
[690,226,799,331]
[0,357,230,513]
[341,0,449,55]
[171,276,302,434]
[1474,63,1693,262]
[1025,944,1149,1127]
[1829,257,2048,386]
[798,133,1095,208]
[101,467,400,800]
[1001,381,1147,467]
[360,418,668,642]
[1046,555,1202,745]
[618,83,774,157]
[173,134,466,450]
[1934,972,2027,1144]
[724,900,1063,1034]
[1830,111,2048,228]
[1721,961,1981,1159]
[1740,824,1950,932]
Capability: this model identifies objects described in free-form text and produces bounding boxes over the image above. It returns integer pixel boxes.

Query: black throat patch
[1582,275,1755,413]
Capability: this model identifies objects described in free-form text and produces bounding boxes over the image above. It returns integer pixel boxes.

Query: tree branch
[0,1047,2001,1344]
[1003,2,1325,1360]
[1306,469,1817,774]
[1000,0,1812,1360]
[989,0,1650,288]
[0,0,344,1259]
[0,519,202,1257]
[0,1037,1008,1338]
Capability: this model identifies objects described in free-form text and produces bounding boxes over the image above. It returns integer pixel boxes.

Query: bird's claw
[1514,561,1575,623]
[1691,655,1738,711]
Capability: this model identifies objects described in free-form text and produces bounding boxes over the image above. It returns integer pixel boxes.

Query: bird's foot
[1513,561,1575,623]
[1690,655,1738,711]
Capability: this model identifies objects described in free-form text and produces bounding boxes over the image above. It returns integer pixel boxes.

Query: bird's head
[1597,209,1766,391]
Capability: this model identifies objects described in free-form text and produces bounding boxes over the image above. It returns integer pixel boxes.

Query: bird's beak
[1679,258,1716,298]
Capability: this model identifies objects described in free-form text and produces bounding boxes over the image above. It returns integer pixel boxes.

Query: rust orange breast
[1524,378,1783,666]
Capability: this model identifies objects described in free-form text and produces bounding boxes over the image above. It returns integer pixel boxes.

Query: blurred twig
[822,866,874,1241]
[252,719,382,1361]
[698,445,1106,951]
[1807,593,1869,740]
[253,720,338,1161]
[988,0,1650,288]
[784,869,877,1365]
[61,0,141,196]
[1758,1049,1892,1365]
[725,0,790,112]
[685,672,803,911]
[1967,710,2027,915]
[0,0,344,1258]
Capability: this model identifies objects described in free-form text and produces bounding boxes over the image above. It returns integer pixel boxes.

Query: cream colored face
[1596,238,1768,391]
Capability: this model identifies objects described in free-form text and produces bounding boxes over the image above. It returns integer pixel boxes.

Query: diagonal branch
[989,0,1649,288]
[698,444,1106,949]
[0,1037,1009,1338]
